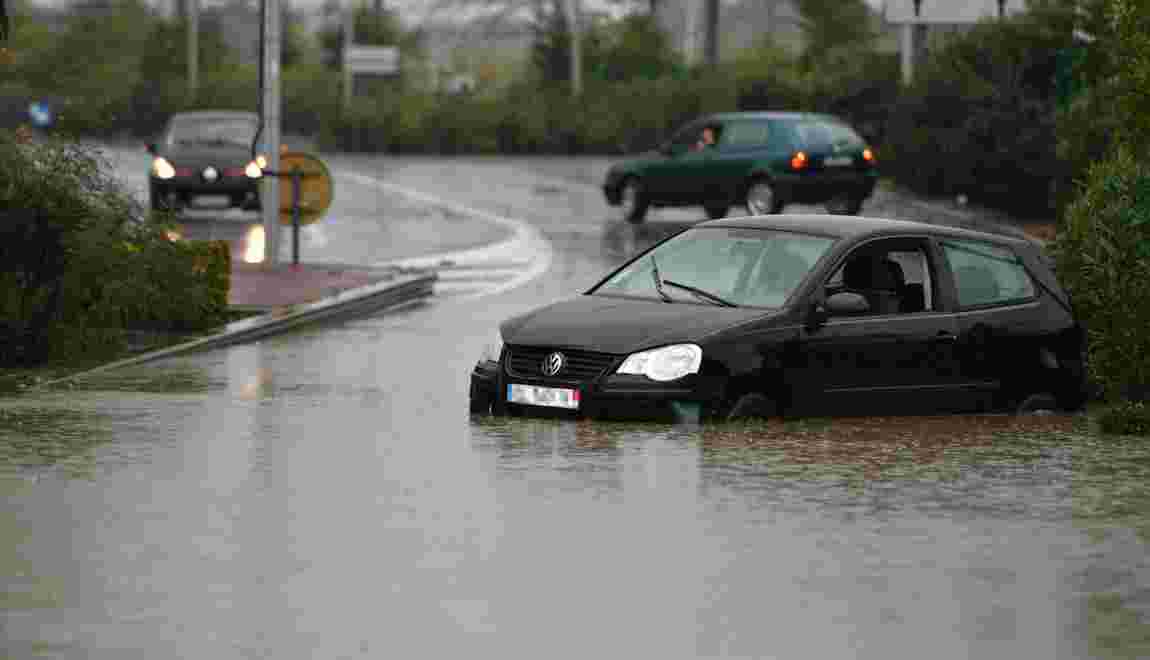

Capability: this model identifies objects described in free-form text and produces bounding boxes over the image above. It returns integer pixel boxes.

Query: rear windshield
[773,117,865,152]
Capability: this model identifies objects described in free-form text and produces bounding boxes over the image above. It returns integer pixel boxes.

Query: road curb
[30,271,437,390]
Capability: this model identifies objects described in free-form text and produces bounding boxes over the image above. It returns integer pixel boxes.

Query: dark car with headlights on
[602,112,879,224]
[146,110,265,212]
[470,214,1087,423]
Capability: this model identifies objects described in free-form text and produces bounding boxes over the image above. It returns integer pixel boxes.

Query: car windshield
[168,117,257,148]
[592,227,836,308]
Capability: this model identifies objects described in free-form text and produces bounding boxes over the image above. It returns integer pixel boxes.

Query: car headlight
[478,329,504,364]
[616,344,702,382]
[255,154,268,169]
[151,157,176,179]
[244,159,263,178]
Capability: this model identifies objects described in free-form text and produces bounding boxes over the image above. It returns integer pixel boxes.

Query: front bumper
[150,175,261,208]
[470,359,719,422]
[770,169,878,204]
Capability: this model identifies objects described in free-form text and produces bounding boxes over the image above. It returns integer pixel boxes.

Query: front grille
[505,345,619,383]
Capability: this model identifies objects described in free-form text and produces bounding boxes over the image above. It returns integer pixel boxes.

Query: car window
[594,227,835,308]
[719,121,771,148]
[825,243,935,315]
[775,117,864,152]
[941,239,1036,308]
[167,117,258,148]
[668,121,706,147]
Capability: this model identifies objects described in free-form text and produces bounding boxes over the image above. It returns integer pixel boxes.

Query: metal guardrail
[29,271,437,390]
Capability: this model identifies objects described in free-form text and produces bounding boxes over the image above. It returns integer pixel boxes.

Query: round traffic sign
[277,152,334,226]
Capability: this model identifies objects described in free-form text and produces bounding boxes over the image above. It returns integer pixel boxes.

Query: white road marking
[342,171,554,300]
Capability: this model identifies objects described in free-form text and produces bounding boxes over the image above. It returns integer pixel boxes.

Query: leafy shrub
[1050,148,1150,402]
[0,132,230,366]
[882,10,1071,217]
[1097,401,1150,436]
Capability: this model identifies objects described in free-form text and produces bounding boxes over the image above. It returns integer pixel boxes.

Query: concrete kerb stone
[30,271,437,391]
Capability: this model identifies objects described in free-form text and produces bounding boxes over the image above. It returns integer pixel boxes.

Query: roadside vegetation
[0,131,230,388]
[1,0,1147,431]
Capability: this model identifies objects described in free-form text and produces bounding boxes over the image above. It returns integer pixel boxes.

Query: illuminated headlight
[151,157,176,179]
[255,154,268,169]
[478,329,504,363]
[244,160,263,178]
[616,344,702,382]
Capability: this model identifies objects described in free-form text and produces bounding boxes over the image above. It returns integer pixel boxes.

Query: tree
[318,2,424,70]
[793,0,877,71]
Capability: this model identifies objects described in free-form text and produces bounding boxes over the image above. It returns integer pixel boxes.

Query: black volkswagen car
[469,215,1087,423]
[146,110,265,212]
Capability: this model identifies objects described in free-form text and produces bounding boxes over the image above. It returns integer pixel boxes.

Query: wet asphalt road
[3,153,1150,659]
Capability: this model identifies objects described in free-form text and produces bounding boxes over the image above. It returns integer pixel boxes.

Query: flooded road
[3,156,1149,659]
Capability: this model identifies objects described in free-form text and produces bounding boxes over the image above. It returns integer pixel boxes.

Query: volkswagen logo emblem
[542,352,565,377]
[202,166,219,182]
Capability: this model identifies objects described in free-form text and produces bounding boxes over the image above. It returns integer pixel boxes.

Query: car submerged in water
[469,214,1087,423]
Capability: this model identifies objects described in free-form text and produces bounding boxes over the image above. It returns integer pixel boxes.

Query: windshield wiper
[650,256,673,303]
[663,279,738,307]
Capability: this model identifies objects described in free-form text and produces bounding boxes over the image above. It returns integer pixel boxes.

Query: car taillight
[862,147,876,163]
[175,167,194,177]
[790,151,809,171]
[223,167,245,177]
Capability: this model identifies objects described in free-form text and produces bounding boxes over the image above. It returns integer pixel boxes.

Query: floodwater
[3,155,1148,659]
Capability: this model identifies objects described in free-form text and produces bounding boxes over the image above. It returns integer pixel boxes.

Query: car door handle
[932,332,957,344]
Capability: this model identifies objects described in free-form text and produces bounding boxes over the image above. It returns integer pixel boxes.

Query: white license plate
[192,195,231,208]
[507,383,580,410]
[825,156,854,167]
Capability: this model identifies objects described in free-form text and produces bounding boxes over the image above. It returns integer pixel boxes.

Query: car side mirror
[825,292,870,316]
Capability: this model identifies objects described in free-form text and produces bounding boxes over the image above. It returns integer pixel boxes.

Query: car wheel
[724,392,778,421]
[619,178,649,224]
[826,194,864,216]
[744,180,782,216]
[704,201,729,220]
[1015,392,1059,416]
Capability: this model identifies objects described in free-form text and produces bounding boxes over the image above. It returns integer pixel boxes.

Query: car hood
[501,294,771,355]
[157,144,254,167]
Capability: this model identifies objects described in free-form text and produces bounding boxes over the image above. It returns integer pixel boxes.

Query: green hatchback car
[602,112,879,223]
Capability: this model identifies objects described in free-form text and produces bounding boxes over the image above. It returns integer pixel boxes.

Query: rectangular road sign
[344,45,399,75]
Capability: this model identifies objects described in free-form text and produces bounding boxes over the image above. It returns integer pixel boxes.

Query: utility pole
[187,0,199,102]
[342,0,355,112]
[561,0,582,96]
[703,0,719,68]
[260,0,283,265]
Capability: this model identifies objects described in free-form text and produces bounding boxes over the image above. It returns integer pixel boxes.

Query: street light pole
[561,0,582,96]
[188,0,199,102]
[342,0,355,112]
[260,0,283,265]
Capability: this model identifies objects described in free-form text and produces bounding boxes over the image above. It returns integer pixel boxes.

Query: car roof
[706,111,832,122]
[699,213,1033,246]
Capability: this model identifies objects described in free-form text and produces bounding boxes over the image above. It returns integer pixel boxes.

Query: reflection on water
[0,404,110,480]
[471,413,1150,542]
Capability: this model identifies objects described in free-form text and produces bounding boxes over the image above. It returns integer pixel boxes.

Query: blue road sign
[27,100,53,128]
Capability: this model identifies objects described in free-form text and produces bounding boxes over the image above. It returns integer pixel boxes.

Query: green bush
[882,10,1071,217]
[1050,148,1150,402]
[0,132,230,366]
[1097,401,1150,436]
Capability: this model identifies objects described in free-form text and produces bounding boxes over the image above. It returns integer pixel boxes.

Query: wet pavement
[2,153,1146,659]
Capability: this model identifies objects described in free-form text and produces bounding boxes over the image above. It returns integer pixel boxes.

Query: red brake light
[790,151,809,170]
[862,147,876,163]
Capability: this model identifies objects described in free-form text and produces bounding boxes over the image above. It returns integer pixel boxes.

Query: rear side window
[719,121,772,148]
[941,239,1036,307]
